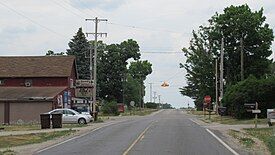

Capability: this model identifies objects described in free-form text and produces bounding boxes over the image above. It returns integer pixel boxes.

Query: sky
[0,0,274,108]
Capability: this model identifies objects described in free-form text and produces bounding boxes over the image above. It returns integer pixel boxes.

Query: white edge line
[206,129,239,155]
[189,118,200,126]
[36,120,126,154]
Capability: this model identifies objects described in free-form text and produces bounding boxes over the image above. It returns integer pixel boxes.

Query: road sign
[75,88,93,98]
[244,103,256,112]
[252,110,261,114]
[204,95,211,104]
[130,101,135,107]
[75,80,93,87]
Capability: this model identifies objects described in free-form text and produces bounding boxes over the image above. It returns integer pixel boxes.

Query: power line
[74,0,104,17]
[166,70,185,81]
[108,22,191,35]
[50,0,85,19]
[0,1,66,38]
[60,1,191,35]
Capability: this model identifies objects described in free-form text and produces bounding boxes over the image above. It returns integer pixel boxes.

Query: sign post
[245,102,261,129]
[204,95,212,120]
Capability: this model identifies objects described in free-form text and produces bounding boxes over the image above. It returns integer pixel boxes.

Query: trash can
[40,114,51,129]
[52,113,62,128]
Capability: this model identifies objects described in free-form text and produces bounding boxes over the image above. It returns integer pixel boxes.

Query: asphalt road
[36,110,236,155]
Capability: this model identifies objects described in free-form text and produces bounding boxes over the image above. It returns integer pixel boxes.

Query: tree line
[180,4,274,118]
[46,27,152,108]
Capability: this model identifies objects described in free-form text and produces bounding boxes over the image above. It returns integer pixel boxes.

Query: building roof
[0,87,67,101]
[0,56,76,78]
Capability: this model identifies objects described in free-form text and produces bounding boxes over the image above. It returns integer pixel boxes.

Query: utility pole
[240,36,244,81]
[149,83,153,102]
[158,95,161,109]
[219,37,224,103]
[139,76,142,110]
[153,91,157,103]
[215,58,218,113]
[86,17,107,121]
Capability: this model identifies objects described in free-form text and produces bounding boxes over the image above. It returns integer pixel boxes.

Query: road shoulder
[186,111,270,155]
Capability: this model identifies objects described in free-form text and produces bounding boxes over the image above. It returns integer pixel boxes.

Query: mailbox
[218,107,227,116]
[267,109,275,126]
[244,103,256,112]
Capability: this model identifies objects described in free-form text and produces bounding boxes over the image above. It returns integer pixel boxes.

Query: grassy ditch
[0,130,76,149]
[0,124,87,132]
[190,110,267,125]
[229,130,255,148]
[244,128,275,155]
[0,149,15,155]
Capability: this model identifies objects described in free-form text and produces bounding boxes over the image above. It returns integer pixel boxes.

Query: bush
[223,75,275,119]
[101,101,119,116]
[145,102,158,109]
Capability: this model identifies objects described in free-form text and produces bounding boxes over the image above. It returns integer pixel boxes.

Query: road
[36,110,236,155]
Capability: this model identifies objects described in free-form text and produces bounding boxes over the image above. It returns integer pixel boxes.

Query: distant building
[0,56,77,124]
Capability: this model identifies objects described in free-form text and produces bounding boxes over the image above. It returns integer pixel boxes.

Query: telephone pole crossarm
[86,32,107,37]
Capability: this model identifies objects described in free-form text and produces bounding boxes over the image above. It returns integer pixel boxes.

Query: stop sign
[204,95,211,103]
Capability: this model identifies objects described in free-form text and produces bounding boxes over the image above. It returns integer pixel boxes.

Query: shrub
[145,102,158,109]
[223,75,275,119]
[101,101,119,116]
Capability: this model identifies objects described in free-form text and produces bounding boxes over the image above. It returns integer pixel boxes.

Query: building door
[4,102,10,124]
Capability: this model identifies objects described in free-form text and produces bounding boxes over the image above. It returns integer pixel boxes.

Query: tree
[125,60,152,107]
[67,28,90,79]
[123,75,141,107]
[45,50,64,56]
[210,5,274,84]
[97,39,141,103]
[128,60,153,81]
[145,102,158,109]
[162,103,174,109]
[180,32,215,110]
[180,5,274,110]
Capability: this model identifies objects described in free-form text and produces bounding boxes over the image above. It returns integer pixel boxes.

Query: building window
[0,79,4,85]
[25,79,32,87]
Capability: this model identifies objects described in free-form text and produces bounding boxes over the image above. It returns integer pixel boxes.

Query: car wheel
[78,118,86,125]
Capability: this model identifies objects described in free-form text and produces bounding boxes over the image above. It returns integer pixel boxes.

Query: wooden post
[255,102,258,129]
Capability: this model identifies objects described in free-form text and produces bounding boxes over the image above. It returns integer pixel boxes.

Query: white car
[47,108,92,124]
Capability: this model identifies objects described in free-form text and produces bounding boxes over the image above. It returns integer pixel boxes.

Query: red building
[0,56,78,124]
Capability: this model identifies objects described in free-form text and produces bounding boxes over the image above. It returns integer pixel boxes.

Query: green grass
[121,108,158,116]
[0,124,87,132]
[93,117,104,123]
[0,130,75,149]
[245,128,275,155]
[0,149,15,155]
[190,110,267,125]
[229,130,255,148]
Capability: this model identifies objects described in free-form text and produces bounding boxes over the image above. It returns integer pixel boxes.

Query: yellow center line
[122,121,156,155]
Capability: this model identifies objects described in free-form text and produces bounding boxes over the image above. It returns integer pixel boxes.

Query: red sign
[204,95,211,104]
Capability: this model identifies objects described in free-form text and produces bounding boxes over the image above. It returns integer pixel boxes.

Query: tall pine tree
[67,28,90,79]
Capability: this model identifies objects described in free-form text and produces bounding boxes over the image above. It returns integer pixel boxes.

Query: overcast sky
[0,0,274,108]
